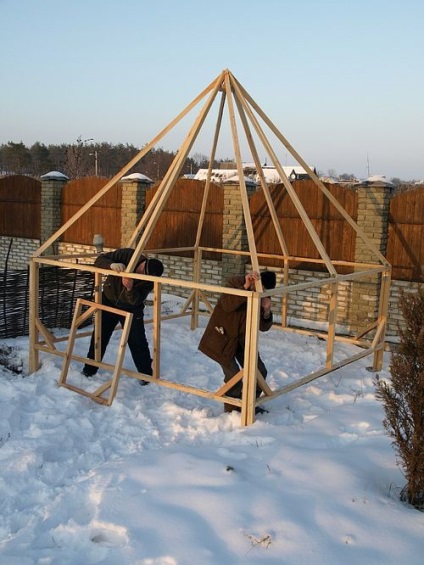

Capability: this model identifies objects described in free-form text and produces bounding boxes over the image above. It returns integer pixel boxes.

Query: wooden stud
[326,282,338,368]
[28,260,40,373]
[152,280,162,378]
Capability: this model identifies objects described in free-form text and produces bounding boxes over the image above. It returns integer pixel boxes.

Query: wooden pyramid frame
[28,69,391,425]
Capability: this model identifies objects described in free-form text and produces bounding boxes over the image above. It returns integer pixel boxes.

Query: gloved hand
[110,263,126,273]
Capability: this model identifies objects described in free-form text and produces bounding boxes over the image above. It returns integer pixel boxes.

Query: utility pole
[90,150,98,176]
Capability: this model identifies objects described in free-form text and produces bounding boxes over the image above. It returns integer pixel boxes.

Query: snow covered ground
[0,296,423,564]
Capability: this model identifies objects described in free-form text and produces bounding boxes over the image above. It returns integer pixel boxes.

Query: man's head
[136,258,164,277]
[260,270,276,290]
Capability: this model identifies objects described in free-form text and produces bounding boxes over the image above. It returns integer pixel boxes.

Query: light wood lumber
[224,72,261,282]
[28,260,40,372]
[326,282,338,368]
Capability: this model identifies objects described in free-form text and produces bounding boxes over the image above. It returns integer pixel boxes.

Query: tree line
[1,140,415,187]
[0,139,215,181]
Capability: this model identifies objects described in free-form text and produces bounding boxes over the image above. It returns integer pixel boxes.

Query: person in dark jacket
[82,248,164,384]
[198,270,276,412]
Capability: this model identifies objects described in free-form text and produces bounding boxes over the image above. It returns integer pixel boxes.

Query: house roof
[194,165,315,185]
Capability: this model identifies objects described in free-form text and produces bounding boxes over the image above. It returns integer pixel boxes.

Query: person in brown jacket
[198,270,276,413]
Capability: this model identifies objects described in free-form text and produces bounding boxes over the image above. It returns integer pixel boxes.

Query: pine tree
[375,289,424,510]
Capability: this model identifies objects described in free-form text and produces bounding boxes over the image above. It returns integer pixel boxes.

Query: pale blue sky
[1,0,423,180]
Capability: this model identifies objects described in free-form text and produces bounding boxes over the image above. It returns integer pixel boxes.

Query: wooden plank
[257,370,273,396]
[194,90,226,248]
[35,318,56,350]
[215,370,244,397]
[106,310,133,404]
[28,260,39,373]
[59,298,84,385]
[326,282,338,368]
[231,75,289,258]
[266,347,378,401]
[60,383,109,405]
[152,281,161,378]
[241,292,261,426]
[372,269,391,370]
[224,72,261,279]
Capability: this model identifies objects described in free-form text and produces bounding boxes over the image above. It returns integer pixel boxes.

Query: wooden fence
[146,178,223,260]
[61,176,122,248]
[0,175,40,238]
[251,180,357,270]
[386,187,424,281]
[1,175,424,282]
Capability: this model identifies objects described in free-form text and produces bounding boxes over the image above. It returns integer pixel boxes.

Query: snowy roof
[193,169,236,183]
[194,165,314,185]
[121,173,154,183]
[40,171,69,180]
[223,174,258,187]
[357,175,394,187]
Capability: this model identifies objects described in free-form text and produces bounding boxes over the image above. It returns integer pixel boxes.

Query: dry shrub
[375,288,424,510]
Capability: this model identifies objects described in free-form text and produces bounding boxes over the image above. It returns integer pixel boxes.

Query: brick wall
[0,237,40,270]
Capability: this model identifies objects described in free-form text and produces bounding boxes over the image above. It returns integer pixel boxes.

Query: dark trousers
[84,297,152,376]
[221,343,267,399]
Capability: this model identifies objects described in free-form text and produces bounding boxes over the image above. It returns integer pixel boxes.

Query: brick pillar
[40,171,68,254]
[350,183,392,333]
[221,179,256,284]
[120,174,153,247]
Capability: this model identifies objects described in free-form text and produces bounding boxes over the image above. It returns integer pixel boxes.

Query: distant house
[194,163,316,185]
[193,169,237,183]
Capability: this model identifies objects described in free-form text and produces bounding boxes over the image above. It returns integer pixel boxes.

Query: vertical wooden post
[373,269,391,371]
[152,280,162,378]
[326,281,338,368]
[281,259,289,327]
[93,271,103,363]
[240,292,261,426]
[59,298,84,385]
[191,247,202,330]
[107,311,133,405]
[28,259,40,373]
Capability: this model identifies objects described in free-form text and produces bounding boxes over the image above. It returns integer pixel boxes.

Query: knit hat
[145,258,164,277]
[260,270,276,289]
